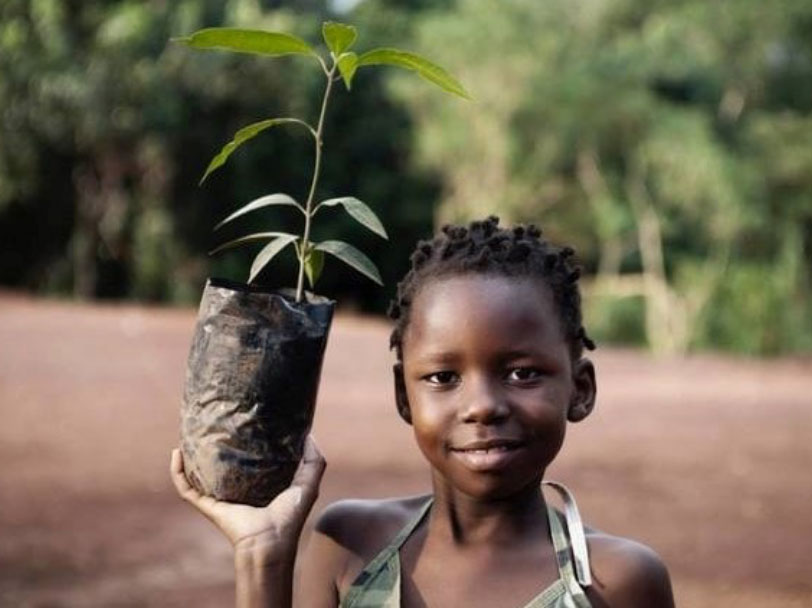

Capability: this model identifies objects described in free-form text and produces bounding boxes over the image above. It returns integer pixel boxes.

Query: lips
[451,438,524,452]
[449,438,526,471]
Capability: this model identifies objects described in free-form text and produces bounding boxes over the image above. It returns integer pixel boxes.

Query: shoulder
[301,495,430,596]
[315,495,430,558]
[585,531,675,608]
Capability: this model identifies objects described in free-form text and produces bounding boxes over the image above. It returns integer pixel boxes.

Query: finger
[170,448,201,503]
[170,449,231,526]
[302,434,324,464]
[290,435,326,503]
[170,447,182,472]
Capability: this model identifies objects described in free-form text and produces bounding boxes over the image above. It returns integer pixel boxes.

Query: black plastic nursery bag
[180,278,334,506]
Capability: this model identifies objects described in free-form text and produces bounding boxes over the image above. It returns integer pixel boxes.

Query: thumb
[289,434,326,507]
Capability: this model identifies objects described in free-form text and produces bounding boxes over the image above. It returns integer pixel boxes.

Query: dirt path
[1,293,810,607]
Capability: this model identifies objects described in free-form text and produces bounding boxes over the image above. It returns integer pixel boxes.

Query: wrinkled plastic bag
[180,278,334,506]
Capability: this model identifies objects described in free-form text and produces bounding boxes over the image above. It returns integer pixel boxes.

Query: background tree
[1,0,810,355]
[393,0,812,354]
[0,0,439,307]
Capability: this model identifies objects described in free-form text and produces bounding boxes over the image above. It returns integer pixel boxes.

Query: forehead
[402,274,568,358]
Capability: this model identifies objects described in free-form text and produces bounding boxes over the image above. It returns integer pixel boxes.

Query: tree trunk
[70,151,129,299]
[576,149,626,278]
[626,165,687,354]
[71,162,102,299]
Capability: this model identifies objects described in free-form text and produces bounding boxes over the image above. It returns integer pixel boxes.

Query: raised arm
[170,436,326,608]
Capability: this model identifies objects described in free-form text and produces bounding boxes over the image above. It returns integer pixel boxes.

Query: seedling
[175,21,469,302]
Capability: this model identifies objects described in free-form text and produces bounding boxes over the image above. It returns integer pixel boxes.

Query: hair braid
[388,216,595,360]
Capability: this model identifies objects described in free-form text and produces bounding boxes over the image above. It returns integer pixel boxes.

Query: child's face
[399,274,595,499]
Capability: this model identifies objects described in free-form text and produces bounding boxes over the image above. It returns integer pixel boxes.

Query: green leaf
[174,28,316,58]
[315,240,382,285]
[322,22,357,56]
[208,232,296,256]
[356,48,470,99]
[337,52,358,90]
[249,234,299,283]
[314,197,388,239]
[304,247,325,288]
[201,119,311,184]
[214,193,302,230]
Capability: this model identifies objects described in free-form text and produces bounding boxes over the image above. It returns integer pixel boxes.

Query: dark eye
[425,371,459,385]
[507,367,541,383]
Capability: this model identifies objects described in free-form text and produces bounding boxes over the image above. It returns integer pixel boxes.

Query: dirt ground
[0,292,811,608]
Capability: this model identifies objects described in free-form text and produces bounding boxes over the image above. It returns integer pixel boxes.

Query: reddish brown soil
[1,292,810,607]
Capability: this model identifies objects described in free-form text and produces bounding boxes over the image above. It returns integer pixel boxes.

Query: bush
[695,264,812,356]
[584,294,648,348]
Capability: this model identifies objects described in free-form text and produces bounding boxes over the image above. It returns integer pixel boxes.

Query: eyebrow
[409,351,461,365]
[409,348,546,365]
[497,349,539,359]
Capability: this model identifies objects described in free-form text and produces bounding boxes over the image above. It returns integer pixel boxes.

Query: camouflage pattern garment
[340,481,593,608]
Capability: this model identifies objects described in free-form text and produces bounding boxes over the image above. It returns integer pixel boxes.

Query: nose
[459,376,509,424]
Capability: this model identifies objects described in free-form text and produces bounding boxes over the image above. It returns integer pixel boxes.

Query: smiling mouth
[450,439,524,453]
[451,444,519,454]
[449,440,525,470]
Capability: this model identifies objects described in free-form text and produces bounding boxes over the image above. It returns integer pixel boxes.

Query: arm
[294,500,383,607]
[296,497,415,606]
[293,523,349,606]
[170,436,326,608]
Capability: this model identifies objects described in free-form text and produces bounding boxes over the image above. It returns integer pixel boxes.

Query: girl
[171,216,675,607]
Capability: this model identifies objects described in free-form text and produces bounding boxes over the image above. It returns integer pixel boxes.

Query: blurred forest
[1,0,810,355]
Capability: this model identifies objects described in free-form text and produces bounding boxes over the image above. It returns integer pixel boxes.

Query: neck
[427,475,549,547]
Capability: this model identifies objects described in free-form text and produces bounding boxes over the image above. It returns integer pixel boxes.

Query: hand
[170,435,326,561]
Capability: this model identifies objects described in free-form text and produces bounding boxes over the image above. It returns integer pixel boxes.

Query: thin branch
[284,118,319,141]
[315,53,329,77]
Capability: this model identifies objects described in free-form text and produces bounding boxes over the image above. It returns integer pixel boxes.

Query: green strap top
[340,482,592,608]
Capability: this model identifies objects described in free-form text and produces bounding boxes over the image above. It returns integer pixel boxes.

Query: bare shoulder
[315,494,430,558]
[297,494,430,605]
[585,530,675,608]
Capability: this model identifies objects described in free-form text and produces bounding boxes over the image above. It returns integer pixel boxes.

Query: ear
[568,358,596,423]
[393,362,412,425]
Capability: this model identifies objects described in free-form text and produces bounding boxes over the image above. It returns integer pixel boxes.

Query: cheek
[520,388,570,440]
[409,396,449,443]
[411,404,443,434]
[538,379,574,414]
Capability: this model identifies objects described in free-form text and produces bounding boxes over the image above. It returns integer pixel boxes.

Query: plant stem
[295,62,337,303]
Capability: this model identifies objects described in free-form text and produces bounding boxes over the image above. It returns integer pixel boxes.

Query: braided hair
[387,215,595,360]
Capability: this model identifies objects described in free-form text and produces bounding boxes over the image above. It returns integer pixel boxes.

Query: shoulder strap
[388,497,434,551]
[542,480,592,587]
[546,506,591,606]
[341,498,433,607]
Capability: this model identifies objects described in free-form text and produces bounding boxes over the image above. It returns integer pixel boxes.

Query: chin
[450,475,543,502]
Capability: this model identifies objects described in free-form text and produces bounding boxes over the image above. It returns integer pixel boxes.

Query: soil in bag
[181,278,334,506]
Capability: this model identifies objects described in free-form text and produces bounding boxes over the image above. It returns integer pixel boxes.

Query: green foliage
[178,20,467,300]
[313,197,388,239]
[354,48,470,98]
[336,52,359,89]
[1,0,810,355]
[322,22,358,55]
[200,119,314,184]
[390,0,812,355]
[314,240,383,286]
[175,27,317,58]
[304,247,324,288]
[209,232,298,256]
[214,194,304,230]
[0,1,442,308]
[696,263,812,356]
[584,295,648,347]
[249,233,299,283]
